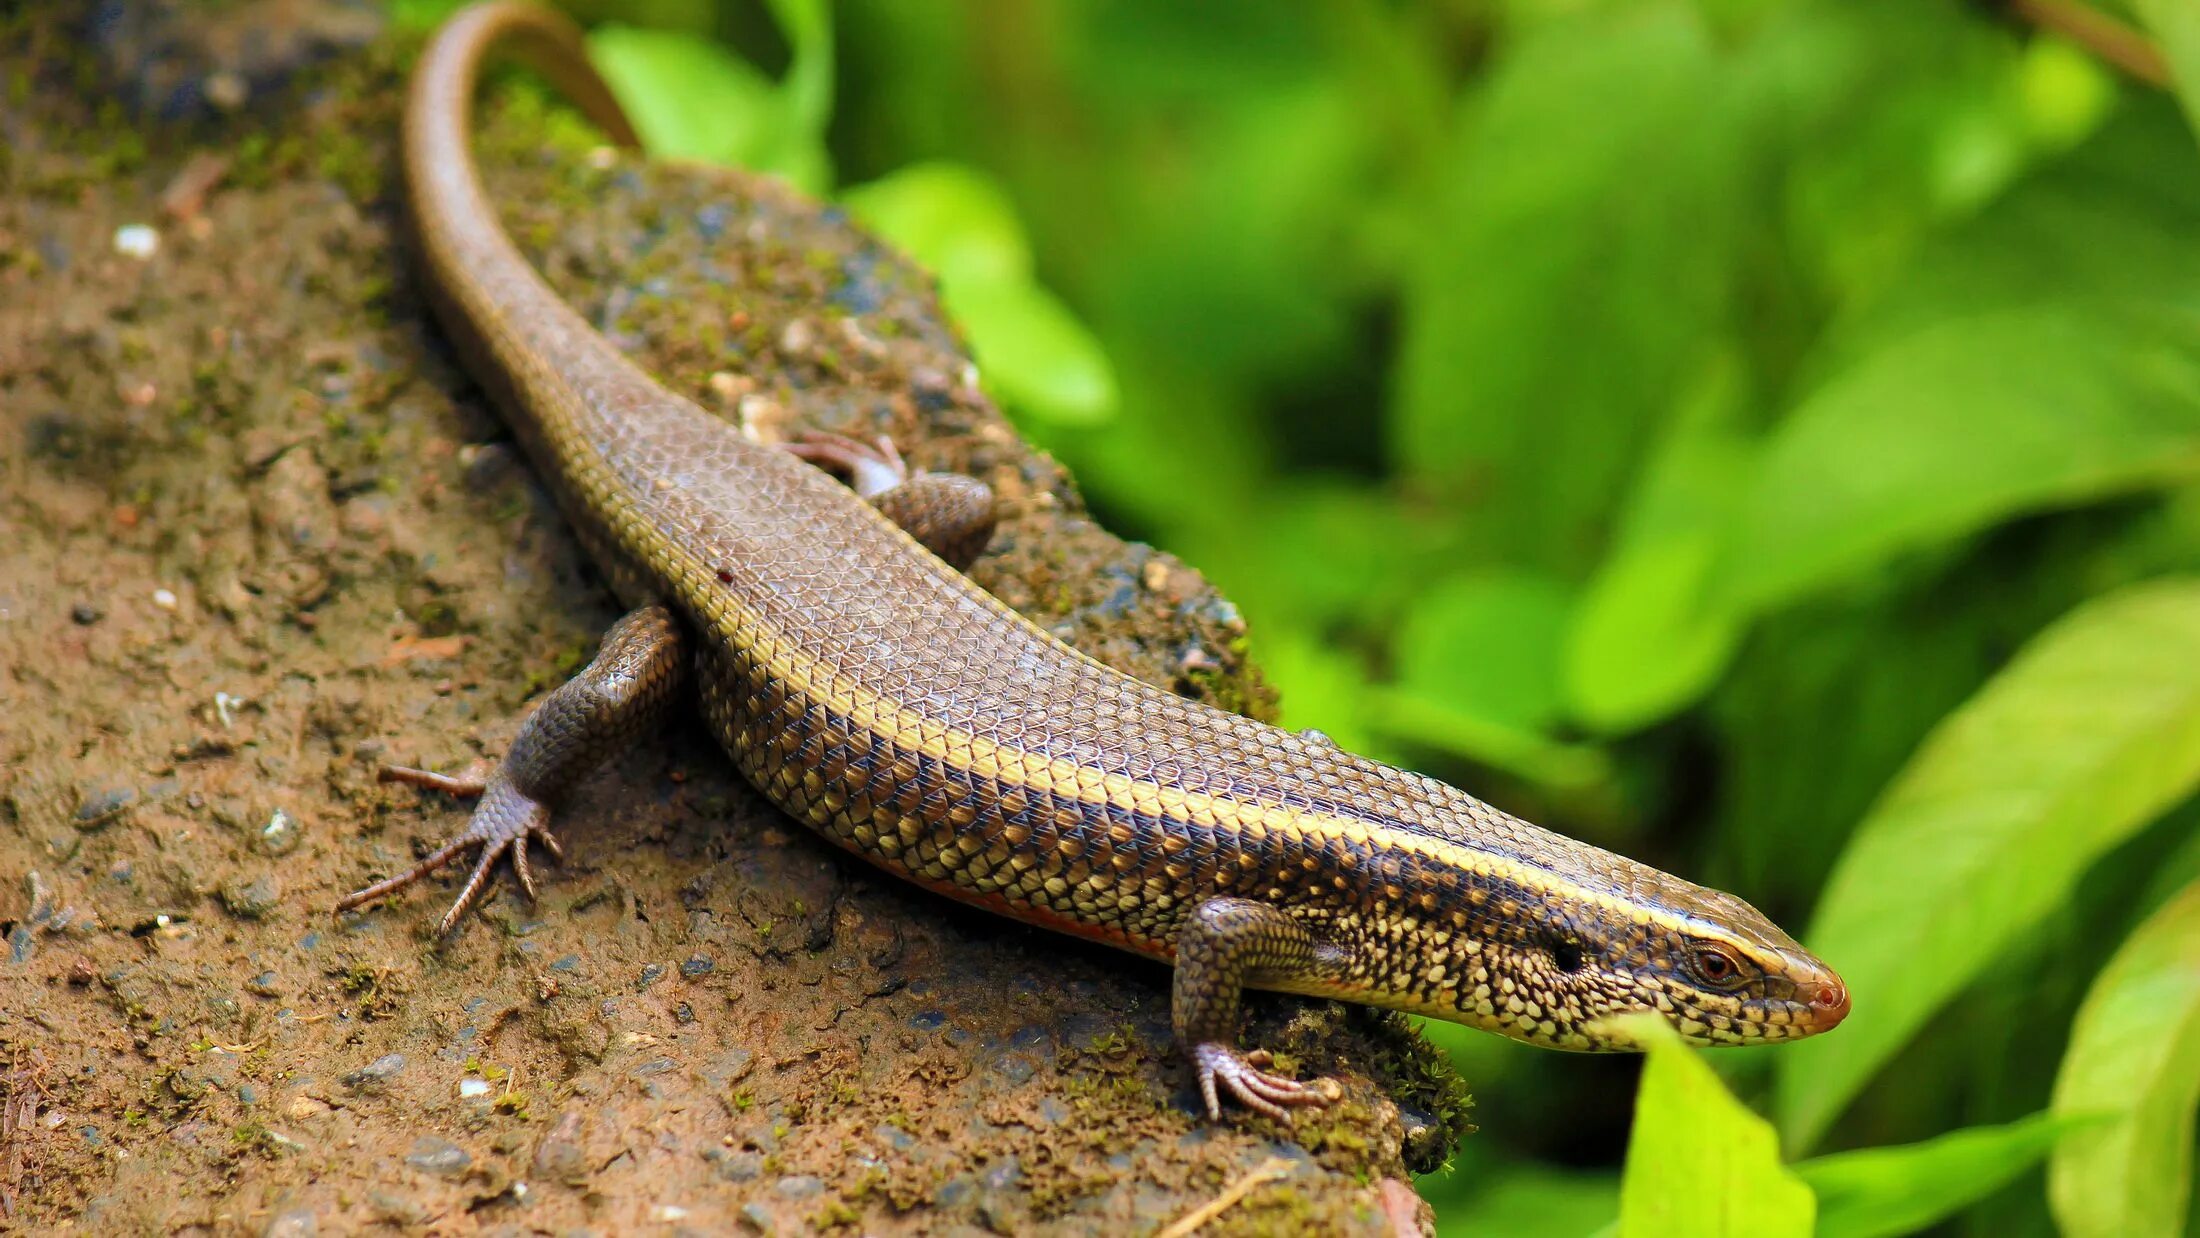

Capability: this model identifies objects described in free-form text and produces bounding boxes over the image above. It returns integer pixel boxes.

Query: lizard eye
[1689,942,1748,990]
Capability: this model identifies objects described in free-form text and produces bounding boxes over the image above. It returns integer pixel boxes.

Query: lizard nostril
[1809,981,1850,1026]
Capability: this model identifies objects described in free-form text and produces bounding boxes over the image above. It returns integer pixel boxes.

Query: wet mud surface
[0,5,1470,1233]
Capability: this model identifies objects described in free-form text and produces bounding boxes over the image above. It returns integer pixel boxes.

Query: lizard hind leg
[336,605,686,934]
[783,431,996,570]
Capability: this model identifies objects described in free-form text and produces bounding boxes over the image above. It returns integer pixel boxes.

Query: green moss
[314,126,385,203]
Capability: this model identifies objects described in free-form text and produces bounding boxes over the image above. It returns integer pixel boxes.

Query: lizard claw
[377,762,491,797]
[337,778,563,934]
[781,430,909,498]
[1193,1042,1340,1122]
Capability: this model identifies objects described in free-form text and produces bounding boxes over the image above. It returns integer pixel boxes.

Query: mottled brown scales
[344,0,1852,1122]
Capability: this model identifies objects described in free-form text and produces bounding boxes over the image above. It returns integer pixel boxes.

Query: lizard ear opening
[1553,942,1585,972]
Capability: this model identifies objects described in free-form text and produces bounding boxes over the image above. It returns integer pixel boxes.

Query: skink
[341,1,1850,1120]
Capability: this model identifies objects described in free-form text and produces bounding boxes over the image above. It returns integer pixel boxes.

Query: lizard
[339,0,1849,1121]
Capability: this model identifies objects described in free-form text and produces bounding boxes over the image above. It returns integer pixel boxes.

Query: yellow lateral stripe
[614,475,1687,939]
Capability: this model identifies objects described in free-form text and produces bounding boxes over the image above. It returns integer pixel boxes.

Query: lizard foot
[1192,1042,1342,1121]
[337,776,564,935]
[781,430,908,497]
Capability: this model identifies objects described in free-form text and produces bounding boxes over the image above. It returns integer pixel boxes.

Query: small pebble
[714,1151,763,1182]
[70,602,102,625]
[874,1123,916,1153]
[340,1053,406,1092]
[204,72,247,110]
[258,809,302,856]
[679,956,713,978]
[772,1175,822,1200]
[219,875,281,920]
[981,1156,1022,1191]
[932,1178,973,1209]
[458,1078,491,1099]
[246,971,281,997]
[166,1069,212,1100]
[113,223,159,259]
[151,587,177,610]
[532,1112,588,1181]
[262,1206,316,1237]
[73,787,134,829]
[404,1136,472,1178]
[700,1048,753,1089]
[367,1192,429,1226]
[636,962,666,990]
[778,319,815,356]
[738,1202,776,1233]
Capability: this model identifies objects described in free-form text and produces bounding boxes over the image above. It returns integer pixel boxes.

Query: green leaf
[1564,362,1753,733]
[1797,1112,2087,1238]
[1615,1015,1814,1238]
[587,24,829,193]
[1567,534,1742,733]
[1419,1155,1620,1238]
[763,0,834,138]
[2049,877,2200,1238]
[1777,579,2200,1149]
[845,163,1117,425]
[1717,303,2200,615]
[1720,103,2200,616]
[588,29,770,162]
[1395,571,1572,733]
[841,163,1031,286]
[1367,686,1613,796]
[932,274,1117,427]
[1392,4,1748,573]
[389,0,466,32]
[1255,627,1389,763]
[2134,0,2200,146]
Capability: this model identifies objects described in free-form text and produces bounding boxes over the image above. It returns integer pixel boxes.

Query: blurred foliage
[1613,1015,1814,1238]
[2049,880,2200,1237]
[395,0,2200,1231]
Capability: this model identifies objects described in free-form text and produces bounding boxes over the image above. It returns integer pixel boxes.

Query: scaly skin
[345,1,1850,1120]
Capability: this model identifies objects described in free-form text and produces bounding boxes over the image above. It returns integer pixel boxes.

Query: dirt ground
[0,4,1471,1234]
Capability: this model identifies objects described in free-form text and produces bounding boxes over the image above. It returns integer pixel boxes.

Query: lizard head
[1566,882,1850,1049]
[1341,849,1848,1050]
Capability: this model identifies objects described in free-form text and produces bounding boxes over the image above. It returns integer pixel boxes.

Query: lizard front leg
[1174,897,1346,1120]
